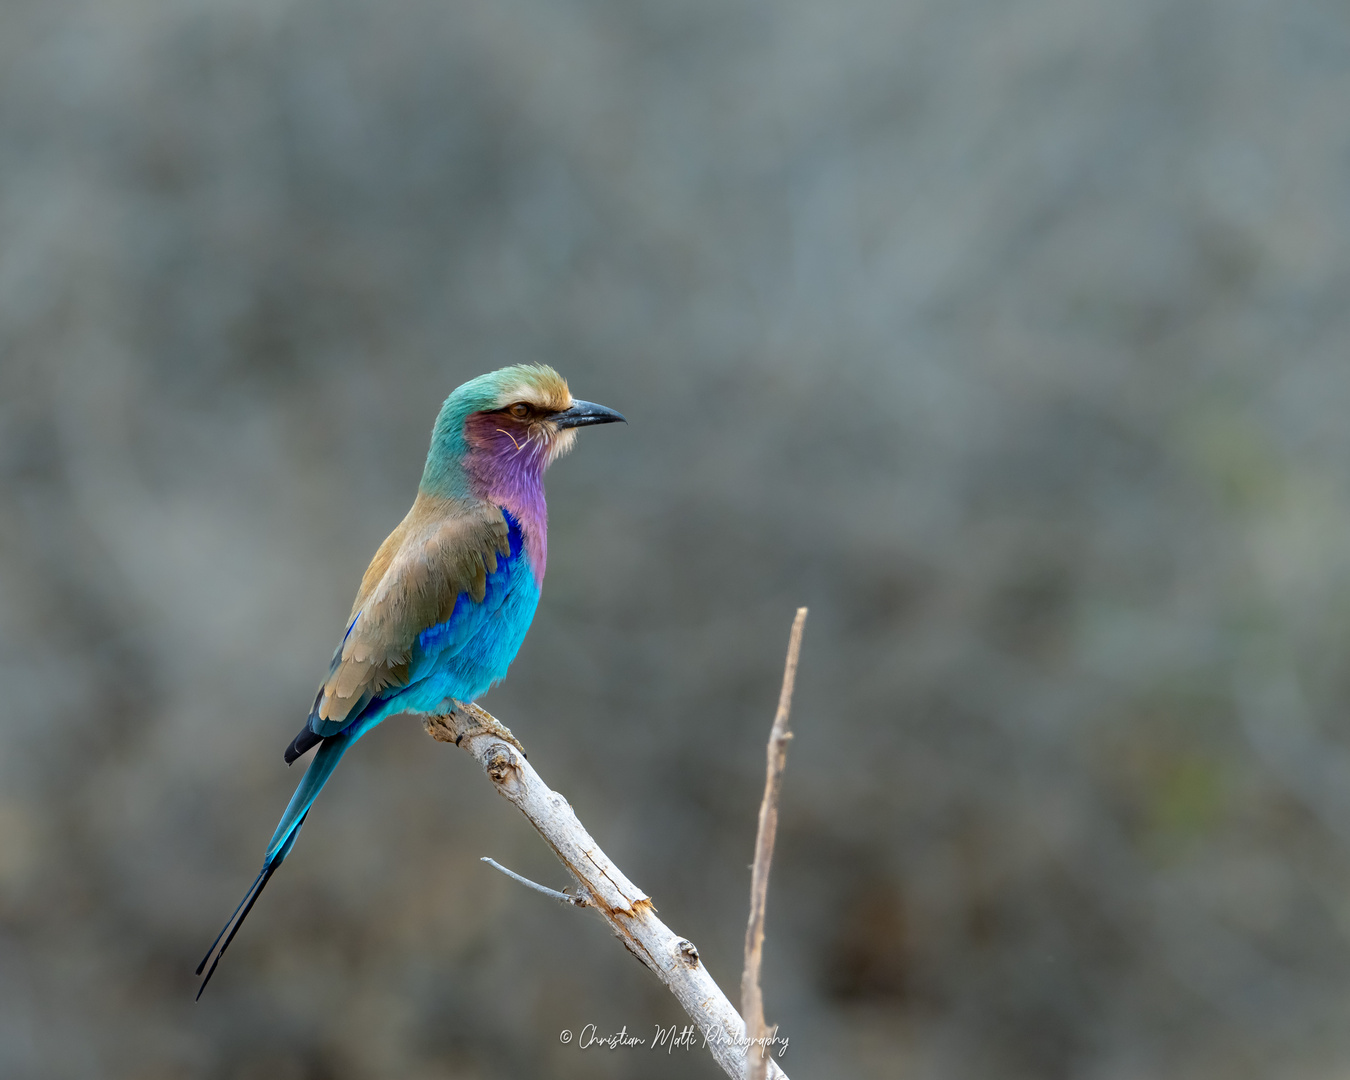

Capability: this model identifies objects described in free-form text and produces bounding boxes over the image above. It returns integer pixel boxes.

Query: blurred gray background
[3,0,1350,1077]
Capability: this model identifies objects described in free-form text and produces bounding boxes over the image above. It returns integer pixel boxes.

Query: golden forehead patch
[497,365,572,412]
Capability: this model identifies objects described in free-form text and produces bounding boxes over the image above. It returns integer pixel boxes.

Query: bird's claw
[423,703,526,756]
[474,715,526,756]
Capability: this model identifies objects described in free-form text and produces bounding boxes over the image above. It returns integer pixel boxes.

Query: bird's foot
[423,702,526,756]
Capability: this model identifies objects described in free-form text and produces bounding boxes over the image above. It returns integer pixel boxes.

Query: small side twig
[480,856,590,906]
[424,703,790,1080]
[742,607,807,1080]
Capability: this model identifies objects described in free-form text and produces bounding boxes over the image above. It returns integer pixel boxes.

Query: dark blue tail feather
[196,728,356,998]
[284,722,322,764]
[195,813,306,999]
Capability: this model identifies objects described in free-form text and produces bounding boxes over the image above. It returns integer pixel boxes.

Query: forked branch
[424,613,805,1080]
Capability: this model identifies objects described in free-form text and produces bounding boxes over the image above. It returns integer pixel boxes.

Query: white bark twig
[741,608,807,1080]
[480,857,590,906]
[424,703,790,1080]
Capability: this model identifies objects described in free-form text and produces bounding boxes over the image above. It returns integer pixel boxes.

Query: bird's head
[421,364,625,501]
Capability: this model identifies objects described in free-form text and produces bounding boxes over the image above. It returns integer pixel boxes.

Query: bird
[196,364,624,997]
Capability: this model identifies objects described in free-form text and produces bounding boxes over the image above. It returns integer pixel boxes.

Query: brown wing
[310,493,511,732]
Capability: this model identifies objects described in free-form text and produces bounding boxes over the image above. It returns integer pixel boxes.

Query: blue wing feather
[304,511,534,740]
[413,511,525,660]
[317,510,536,739]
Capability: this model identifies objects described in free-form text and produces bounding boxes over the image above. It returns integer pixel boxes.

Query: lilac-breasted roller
[196,364,624,996]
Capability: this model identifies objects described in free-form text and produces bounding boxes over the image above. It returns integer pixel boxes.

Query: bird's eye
[509,403,529,419]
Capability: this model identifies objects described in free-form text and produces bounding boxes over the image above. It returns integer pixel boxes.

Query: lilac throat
[462,417,550,584]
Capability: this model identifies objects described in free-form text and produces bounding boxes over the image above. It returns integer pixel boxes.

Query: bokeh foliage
[3,0,1350,1077]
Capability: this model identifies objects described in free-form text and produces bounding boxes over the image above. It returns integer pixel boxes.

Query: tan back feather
[315,493,511,725]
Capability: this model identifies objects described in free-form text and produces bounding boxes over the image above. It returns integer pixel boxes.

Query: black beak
[553,400,627,430]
